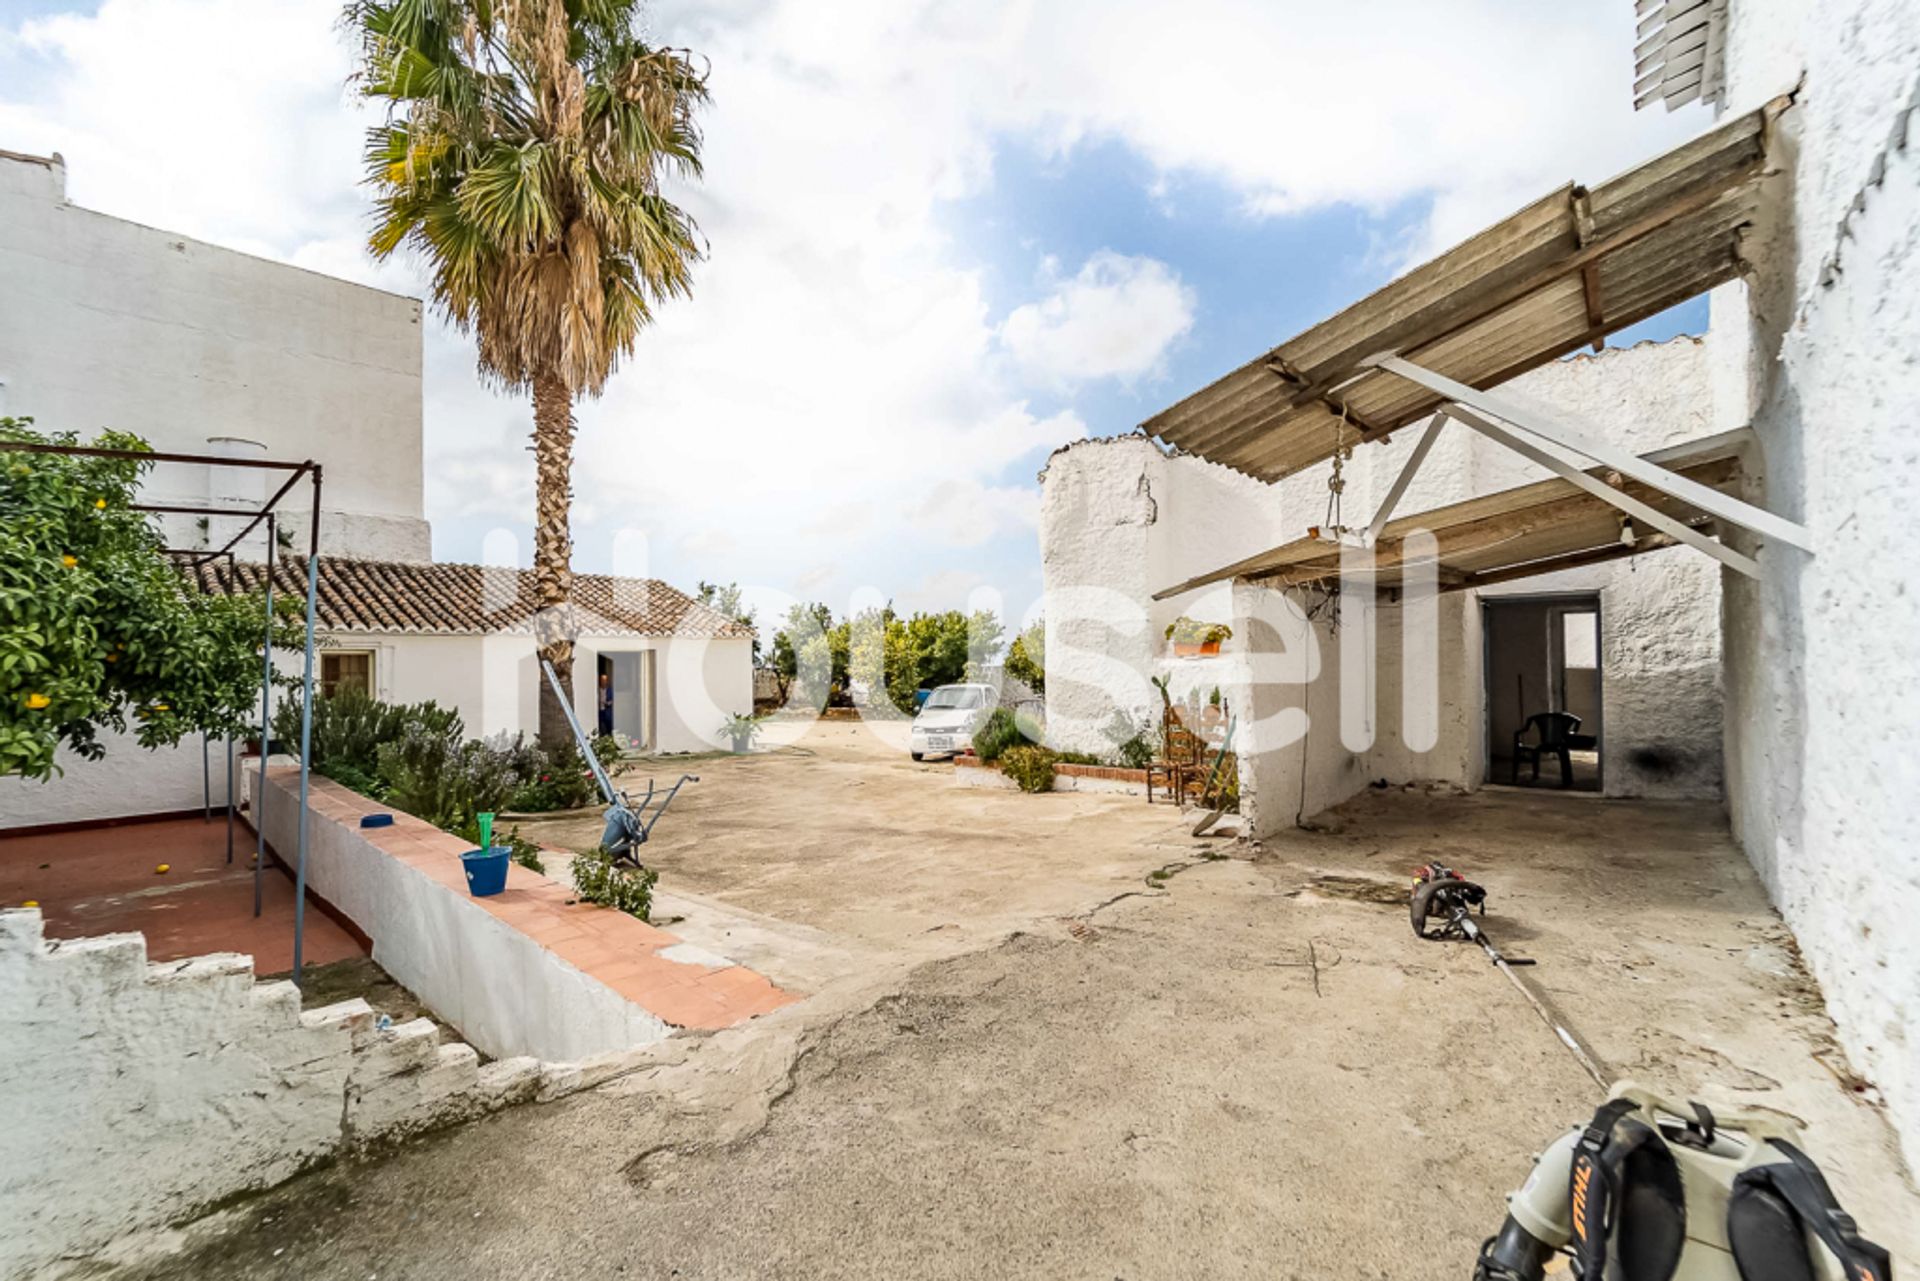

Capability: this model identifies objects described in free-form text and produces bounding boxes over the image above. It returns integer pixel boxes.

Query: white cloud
[910,479,1042,548]
[1001,252,1196,388]
[1,0,1705,611]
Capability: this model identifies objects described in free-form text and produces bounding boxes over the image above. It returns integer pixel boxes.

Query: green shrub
[1000,745,1058,793]
[376,726,525,830]
[570,846,658,920]
[1054,751,1104,766]
[274,688,463,781]
[505,741,599,812]
[590,733,627,774]
[971,706,1024,762]
[1103,709,1156,770]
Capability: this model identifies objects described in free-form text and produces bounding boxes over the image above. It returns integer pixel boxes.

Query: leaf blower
[1475,1083,1893,1281]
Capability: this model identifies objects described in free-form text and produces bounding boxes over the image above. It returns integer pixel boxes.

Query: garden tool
[1411,863,1609,1088]
[540,660,697,868]
[1474,1083,1892,1281]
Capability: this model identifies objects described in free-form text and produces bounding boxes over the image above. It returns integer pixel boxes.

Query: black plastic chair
[1513,711,1583,787]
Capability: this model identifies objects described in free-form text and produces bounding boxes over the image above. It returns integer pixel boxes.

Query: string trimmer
[1410,863,1608,1089]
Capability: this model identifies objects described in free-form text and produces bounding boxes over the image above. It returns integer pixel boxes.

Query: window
[321,650,374,699]
[1561,612,1598,670]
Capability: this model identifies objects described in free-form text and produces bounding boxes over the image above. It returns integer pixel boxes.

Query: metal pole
[254,516,275,918]
[202,733,211,822]
[225,735,235,864]
[292,469,322,985]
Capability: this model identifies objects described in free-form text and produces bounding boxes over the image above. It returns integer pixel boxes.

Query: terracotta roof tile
[189,556,753,640]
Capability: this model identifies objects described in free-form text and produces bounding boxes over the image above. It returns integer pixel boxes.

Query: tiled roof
[189,556,753,639]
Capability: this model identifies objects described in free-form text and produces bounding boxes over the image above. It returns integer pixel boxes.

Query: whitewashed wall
[1038,436,1289,757]
[251,771,672,1062]
[0,152,429,561]
[0,908,540,1278]
[0,729,240,830]
[1711,0,1920,1171]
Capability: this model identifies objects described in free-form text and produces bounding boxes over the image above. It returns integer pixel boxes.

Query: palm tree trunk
[532,370,577,751]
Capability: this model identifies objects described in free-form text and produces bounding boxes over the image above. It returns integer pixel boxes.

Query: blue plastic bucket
[462,847,511,897]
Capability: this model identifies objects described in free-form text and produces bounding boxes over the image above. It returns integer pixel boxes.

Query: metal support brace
[1441,401,1761,579]
[1367,413,1448,543]
[1368,354,1813,555]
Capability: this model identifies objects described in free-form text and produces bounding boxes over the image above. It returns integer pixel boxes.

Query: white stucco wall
[0,908,541,1277]
[1711,0,1920,1171]
[0,150,430,562]
[1038,435,1289,757]
[0,727,242,830]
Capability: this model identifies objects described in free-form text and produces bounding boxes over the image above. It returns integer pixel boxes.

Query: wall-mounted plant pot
[462,846,510,897]
[1173,641,1223,658]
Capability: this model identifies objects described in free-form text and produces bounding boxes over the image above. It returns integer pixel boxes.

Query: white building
[0,148,753,830]
[0,148,431,562]
[1041,336,1724,803]
[1039,1,1920,1167]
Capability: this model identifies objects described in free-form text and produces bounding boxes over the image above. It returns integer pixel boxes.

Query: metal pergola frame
[1,440,329,984]
[1354,353,1812,579]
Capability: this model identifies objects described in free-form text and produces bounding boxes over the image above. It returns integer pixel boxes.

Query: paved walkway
[0,816,363,975]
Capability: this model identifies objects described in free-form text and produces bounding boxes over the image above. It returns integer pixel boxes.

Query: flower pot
[731,735,753,754]
[462,846,511,897]
[1173,640,1223,657]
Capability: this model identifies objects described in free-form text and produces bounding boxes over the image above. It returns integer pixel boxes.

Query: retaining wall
[250,769,670,1063]
[0,909,539,1278]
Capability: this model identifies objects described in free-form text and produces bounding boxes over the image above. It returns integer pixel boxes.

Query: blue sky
[0,0,1712,633]
[957,138,1707,448]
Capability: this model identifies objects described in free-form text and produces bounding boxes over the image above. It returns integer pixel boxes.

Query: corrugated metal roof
[187,556,753,638]
[1150,431,1747,599]
[1634,0,1727,112]
[1141,97,1786,483]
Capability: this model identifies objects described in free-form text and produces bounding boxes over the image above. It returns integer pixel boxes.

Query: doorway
[1483,595,1602,791]
[596,651,653,750]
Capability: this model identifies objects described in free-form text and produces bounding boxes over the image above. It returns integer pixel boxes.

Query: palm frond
[347,0,706,395]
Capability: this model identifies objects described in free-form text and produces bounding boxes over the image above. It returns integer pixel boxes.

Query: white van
[908,683,999,760]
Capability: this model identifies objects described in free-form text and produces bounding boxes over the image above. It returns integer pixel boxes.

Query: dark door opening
[1483,594,1602,791]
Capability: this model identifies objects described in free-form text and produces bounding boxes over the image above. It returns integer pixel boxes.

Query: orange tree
[0,418,297,780]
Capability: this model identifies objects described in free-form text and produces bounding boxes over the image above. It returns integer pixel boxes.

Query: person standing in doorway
[598,670,614,737]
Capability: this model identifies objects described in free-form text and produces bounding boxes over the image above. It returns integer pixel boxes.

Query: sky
[0,0,1714,634]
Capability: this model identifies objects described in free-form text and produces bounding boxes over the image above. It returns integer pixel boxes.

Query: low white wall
[0,729,238,831]
[0,909,540,1278]
[251,770,670,1062]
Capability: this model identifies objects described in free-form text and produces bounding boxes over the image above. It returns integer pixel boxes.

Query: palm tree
[348,0,707,747]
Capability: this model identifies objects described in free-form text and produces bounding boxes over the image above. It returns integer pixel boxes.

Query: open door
[1483,595,1602,791]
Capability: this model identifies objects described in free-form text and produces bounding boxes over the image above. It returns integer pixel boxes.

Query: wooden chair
[1146,714,1206,805]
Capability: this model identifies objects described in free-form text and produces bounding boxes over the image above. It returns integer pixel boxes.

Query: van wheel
[911,752,925,762]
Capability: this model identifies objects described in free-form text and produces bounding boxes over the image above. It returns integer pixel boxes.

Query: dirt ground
[122,722,1918,1280]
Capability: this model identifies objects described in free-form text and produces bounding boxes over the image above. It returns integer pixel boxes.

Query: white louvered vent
[1634,0,1727,111]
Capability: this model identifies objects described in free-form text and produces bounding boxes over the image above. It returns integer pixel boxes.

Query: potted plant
[720,713,763,754]
[1165,617,1233,658]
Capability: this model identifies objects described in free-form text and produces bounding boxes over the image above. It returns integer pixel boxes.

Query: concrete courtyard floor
[130,723,1918,1279]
